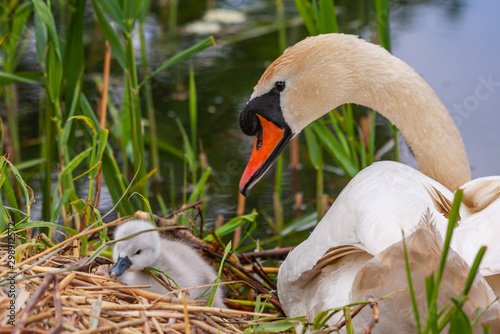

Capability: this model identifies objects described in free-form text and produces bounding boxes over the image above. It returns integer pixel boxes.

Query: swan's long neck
[278,34,471,191]
[350,44,470,190]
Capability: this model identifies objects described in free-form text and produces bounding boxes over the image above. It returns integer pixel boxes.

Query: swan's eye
[135,250,142,255]
[275,81,285,92]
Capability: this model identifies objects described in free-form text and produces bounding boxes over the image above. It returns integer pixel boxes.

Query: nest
[0,210,290,333]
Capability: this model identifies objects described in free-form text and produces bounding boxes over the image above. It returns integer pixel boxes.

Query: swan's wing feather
[277,243,372,320]
[281,161,451,284]
[459,176,500,217]
[351,217,500,333]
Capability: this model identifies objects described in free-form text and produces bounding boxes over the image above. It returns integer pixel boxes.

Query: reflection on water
[14,0,500,244]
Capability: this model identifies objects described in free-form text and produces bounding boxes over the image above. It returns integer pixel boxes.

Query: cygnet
[109,219,225,308]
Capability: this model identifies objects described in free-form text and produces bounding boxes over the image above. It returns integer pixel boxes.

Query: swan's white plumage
[244,33,500,330]
[112,220,225,308]
[350,214,500,333]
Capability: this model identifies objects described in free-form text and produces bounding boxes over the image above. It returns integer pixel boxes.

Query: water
[391,0,500,178]
[12,0,500,245]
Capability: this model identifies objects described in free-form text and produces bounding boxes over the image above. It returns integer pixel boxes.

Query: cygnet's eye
[275,81,285,92]
[135,250,142,255]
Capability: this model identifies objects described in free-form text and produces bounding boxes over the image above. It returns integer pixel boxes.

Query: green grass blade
[144,135,186,161]
[62,0,85,110]
[14,158,46,170]
[0,72,41,86]
[403,232,422,334]
[423,189,463,334]
[33,9,48,64]
[176,118,196,172]
[32,0,61,59]
[3,156,33,218]
[187,167,211,205]
[463,246,487,296]
[449,300,473,334]
[252,320,303,333]
[189,64,198,159]
[101,152,134,216]
[318,0,338,33]
[207,242,231,307]
[140,36,215,88]
[4,2,33,65]
[204,210,258,241]
[375,0,391,51]
[60,148,92,177]
[293,0,318,35]
[92,0,127,69]
[50,189,73,223]
[95,0,128,32]
[368,110,376,164]
[303,126,320,169]
[15,221,79,235]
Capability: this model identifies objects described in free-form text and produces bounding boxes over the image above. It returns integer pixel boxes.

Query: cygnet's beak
[109,256,132,278]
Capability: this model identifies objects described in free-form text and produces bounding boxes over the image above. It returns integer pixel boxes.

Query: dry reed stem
[361,296,379,334]
[0,327,49,334]
[77,319,146,334]
[151,316,164,334]
[182,292,191,334]
[237,246,294,262]
[50,277,62,334]
[190,319,220,334]
[58,272,75,292]
[242,266,279,274]
[141,310,152,334]
[13,273,54,334]
[60,294,274,317]
[73,274,190,305]
[6,218,126,275]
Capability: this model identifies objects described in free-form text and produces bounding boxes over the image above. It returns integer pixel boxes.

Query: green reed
[0,0,214,237]
[403,190,491,334]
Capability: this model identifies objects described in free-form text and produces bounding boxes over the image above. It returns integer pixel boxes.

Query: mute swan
[237,33,500,329]
[109,220,225,308]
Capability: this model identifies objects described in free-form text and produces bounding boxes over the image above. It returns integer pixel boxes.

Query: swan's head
[239,34,367,196]
[109,220,161,278]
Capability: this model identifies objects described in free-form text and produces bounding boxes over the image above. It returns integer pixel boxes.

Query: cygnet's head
[109,220,161,278]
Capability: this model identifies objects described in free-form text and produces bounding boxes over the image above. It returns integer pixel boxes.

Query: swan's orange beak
[239,115,292,196]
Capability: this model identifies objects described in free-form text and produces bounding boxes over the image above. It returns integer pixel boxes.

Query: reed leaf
[62,0,85,110]
[189,64,198,160]
[251,320,302,333]
[144,135,186,161]
[318,0,338,33]
[187,167,212,205]
[92,0,127,69]
[204,210,258,241]
[50,189,73,223]
[3,2,32,69]
[294,0,319,35]
[96,0,128,32]
[403,231,422,334]
[207,242,231,307]
[140,36,215,88]
[0,72,41,86]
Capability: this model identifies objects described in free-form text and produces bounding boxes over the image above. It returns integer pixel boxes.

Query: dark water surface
[392,0,500,178]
